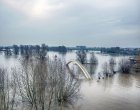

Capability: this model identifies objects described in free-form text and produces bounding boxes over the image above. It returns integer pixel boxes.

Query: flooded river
[0,51,140,110]
[76,73,140,110]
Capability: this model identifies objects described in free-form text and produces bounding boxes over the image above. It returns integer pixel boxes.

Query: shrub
[119,58,131,73]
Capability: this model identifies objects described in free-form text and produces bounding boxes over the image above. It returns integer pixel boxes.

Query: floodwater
[76,73,140,110]
[0,51,140,110]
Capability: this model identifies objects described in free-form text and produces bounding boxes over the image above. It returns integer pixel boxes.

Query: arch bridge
[66,60,92,80]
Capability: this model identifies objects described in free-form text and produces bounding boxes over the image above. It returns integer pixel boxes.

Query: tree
[47,58,80,110]
[4,47,12,56]
[76,50,87,64]
[89,52,98,64]
[13,45,19,55]
[12,54,80,110]
[119,58,131,73]
[102,62,110,77]
[109,57,116,73]
[0,67,17,110]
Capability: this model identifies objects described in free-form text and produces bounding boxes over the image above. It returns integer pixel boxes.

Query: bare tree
[119,58,131,73]
[47,58,80,110]
[109,57,116,74]
[13,56,41,110]
[109,57,116,65]
[13,45,19,55]
[0,67,17,110]
[33,57,48,110]
[89,52,98,64]
[102,62,110,77]
[0,67,8,110]
[11,54,80,110]
[76,50,87,64]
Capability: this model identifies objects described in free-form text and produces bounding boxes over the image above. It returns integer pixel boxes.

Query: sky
[0,0,140,47]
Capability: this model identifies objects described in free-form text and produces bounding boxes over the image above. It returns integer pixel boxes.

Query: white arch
[66,60,92,80]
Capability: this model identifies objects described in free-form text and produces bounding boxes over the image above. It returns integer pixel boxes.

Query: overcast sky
[0,0,140,47]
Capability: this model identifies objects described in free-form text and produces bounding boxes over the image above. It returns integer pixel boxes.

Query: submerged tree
[109,57,116,74]
[4,47,12,56]
[12,55,80,110]
[109,57,116,65]
[13,45,19,55]
[102,61,116,78]
[0,67,17,110]
[102,62,110,77]
[76,50,87,64]
[89,52,98,64]
[47,58,80,110]
[0,67,8,110]
[119,58,131,73]
[13,55,48,110]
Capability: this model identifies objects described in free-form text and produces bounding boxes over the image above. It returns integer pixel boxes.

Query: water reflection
[98,76,115,91]
[132,73,140,88]
[85,64,97,75]
[116,74,134,89]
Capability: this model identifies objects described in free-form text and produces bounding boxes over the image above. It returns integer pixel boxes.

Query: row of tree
[101,47,140,55]
[76,50,98,64]
[0,45,68,56]
[76,50,133,76]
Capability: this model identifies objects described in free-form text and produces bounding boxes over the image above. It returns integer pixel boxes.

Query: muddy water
[0,51,140,110]
[64,52,140,110]
[76,73,140,110]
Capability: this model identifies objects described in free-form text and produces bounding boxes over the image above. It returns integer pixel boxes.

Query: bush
[90,52,98,64]
[76,50,87,64]
[109,57,116,73]
[119,58,131,73]
[102,62,110,77]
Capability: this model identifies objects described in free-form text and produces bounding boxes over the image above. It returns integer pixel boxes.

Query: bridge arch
[66,60,92,80]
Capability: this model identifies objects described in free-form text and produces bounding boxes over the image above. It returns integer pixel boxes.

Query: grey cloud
[0,0,140,47]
